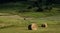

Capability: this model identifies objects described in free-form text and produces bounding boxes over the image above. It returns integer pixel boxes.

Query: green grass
[0,3,60,33]
[0,14,60,33]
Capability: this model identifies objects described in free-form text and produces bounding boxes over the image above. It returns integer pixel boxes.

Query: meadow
[0,3,60,33]
[0,13,60,33]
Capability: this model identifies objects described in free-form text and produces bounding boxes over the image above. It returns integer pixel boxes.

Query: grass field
[0,3,60,33]
[0,13,60,33]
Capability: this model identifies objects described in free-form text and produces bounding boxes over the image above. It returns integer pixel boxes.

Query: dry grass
[0,23,14,29]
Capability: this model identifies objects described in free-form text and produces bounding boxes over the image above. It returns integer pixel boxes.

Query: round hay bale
[41,23,47,28]
[28,23,38,30]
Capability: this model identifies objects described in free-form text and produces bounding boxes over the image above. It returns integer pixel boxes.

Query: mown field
[0,13,60,33]
[0,3,60,33]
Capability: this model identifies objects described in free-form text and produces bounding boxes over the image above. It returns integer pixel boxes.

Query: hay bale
[28,23,38,30]
[41,23,47,28]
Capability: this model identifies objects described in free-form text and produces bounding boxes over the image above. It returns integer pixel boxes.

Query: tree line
[0,0,60,12]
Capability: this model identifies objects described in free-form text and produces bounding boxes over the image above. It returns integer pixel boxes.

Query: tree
[27,0,44,12]
[45,0,55,11]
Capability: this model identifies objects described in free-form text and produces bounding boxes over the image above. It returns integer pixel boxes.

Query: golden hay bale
[41,23,48,28]
[31,23,38,30]
[28,23,38,30]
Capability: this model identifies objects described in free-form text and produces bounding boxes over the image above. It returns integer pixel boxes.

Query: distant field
[0,13,60,33]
